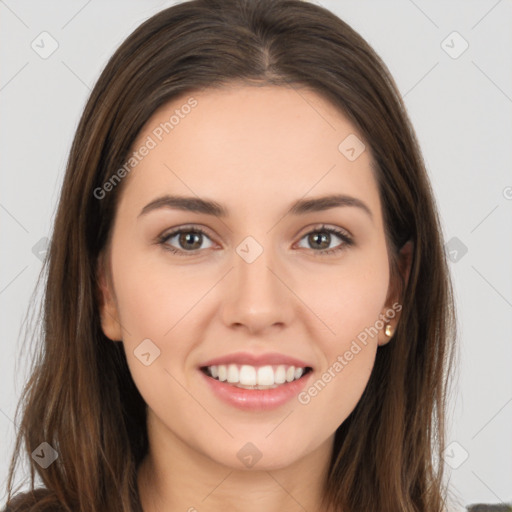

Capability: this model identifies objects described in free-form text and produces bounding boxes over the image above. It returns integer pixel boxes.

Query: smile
[201,364,313,389]
[199,364,313,411]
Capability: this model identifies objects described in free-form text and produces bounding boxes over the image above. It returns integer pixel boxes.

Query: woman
[3,0,458,510]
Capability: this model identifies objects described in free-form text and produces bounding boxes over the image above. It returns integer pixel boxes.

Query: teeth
[205,364,309,387]
[274,365,286,384]
[218,365,227,382]
[239,365,257,385]
[227,364,239,383]
[257,365,274,386]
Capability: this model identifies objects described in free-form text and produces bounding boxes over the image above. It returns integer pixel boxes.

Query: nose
[220,241,293,335]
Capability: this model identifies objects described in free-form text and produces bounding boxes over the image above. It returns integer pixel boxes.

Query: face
[98,84,406,471]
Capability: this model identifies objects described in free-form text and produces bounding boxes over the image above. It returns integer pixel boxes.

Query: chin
[205,437,310,472]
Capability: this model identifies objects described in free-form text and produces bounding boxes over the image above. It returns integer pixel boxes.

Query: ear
[377,240,413,346]
[96,252,123,341]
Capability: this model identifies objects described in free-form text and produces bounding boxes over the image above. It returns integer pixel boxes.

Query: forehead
[121,84,380,219]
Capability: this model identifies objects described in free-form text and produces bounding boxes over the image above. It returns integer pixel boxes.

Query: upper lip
[199,351,313,369]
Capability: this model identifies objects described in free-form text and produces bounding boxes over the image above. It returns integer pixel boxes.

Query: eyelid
[295,223,353,241]
[159,223,216,238]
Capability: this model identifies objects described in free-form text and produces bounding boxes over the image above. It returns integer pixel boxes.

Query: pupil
[311,232,329,249]
[180,232,201,249]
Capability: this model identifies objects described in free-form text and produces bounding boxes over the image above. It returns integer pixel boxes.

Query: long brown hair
[4,0,457,510]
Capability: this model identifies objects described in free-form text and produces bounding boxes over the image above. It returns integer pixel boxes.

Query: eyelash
[157,224,354,257]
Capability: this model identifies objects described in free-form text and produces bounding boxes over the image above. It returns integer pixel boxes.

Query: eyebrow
[138,193,373,220]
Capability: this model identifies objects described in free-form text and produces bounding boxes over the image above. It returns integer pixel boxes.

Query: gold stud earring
[385,324,394,337]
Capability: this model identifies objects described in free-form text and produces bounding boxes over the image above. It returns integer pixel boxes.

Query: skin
[98,84,412,512]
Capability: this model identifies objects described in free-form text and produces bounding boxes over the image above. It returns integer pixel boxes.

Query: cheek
[109,242,201,392]
[110,239,202,341]
[110,253,200,426]
[302,248,390,345]
[296,250,389,423]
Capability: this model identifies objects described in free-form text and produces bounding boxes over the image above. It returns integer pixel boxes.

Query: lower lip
[200,369,313,411]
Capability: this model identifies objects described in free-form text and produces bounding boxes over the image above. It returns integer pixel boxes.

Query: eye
[157,224,353,257]
[296,224,353,255]
[158,226,215,255]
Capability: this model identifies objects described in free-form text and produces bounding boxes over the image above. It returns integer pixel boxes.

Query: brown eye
[177,231,203,250]
[159,227,214,255]
[307,232,331,250]
[296,225,353,255]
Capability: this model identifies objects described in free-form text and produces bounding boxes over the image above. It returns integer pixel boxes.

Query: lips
[199,352,313,389]
[199,366,313,411]
[198,351,314,410]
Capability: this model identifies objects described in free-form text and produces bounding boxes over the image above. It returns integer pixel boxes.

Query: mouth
[200,364,313,390]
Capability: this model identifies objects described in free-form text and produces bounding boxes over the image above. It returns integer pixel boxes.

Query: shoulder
[2,488,64,512]
[466,504,512,511]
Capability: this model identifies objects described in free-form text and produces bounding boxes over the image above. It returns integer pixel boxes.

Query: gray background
[1,0,511,510]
